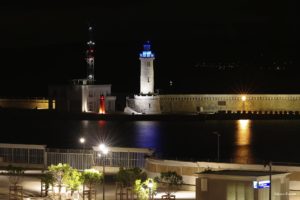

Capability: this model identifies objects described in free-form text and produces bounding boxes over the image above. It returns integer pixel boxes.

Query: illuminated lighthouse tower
[86,26,95,84]
[140,41,155,94]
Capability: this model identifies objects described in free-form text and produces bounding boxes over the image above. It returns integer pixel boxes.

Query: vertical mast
[86,26,95,84]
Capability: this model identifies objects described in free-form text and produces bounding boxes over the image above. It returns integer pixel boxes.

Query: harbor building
[48,26,116,113]
[125,42,300,114]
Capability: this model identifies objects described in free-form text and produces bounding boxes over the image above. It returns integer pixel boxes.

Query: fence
[0,143,153,170]
[0,143,46,168]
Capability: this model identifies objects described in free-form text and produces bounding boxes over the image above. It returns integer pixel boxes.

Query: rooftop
[198,170,286,177]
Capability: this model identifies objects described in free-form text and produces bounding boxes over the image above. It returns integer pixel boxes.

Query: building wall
[49,84,116,113]
[196,176,287,200]
[160,94,300,114]
[0,99,54,109]
[127,94,300,114]
[127,95,161,114]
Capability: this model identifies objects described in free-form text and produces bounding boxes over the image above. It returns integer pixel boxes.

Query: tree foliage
[64,168,82,192]
[81,169,103,189]
[134,178,157,200]
[155,171,183,195]
[116,167,147,187]
[6,165,24,186]
[41,172,55,196]
[48,163,82,193]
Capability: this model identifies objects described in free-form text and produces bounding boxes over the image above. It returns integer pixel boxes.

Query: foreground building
[125,43,300,114]
[196,170,289,200]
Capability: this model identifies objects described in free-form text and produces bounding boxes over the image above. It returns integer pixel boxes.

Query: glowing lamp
[79,137,85,144]
[241,95,246,101]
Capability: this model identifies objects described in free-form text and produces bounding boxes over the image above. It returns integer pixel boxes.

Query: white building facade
[49,81,116,113]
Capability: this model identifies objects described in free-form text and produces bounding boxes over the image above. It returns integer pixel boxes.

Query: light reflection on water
[134,121,161,150]
[233,119,253,164]
[5,117,300,163]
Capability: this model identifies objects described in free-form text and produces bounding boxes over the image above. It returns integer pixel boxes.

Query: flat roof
[198,170,286,177]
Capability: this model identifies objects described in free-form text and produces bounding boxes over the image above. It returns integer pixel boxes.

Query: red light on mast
[99,95,105,114]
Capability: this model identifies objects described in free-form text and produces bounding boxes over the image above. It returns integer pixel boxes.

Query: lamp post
[98,143,109,200]
[242,95,246,112]
[212,132,220,162]
[79,137,85,169]
[148,180,153,200]
[264,161,272,200]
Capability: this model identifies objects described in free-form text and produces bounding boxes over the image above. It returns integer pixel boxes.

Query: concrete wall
[127,95,161,114]
[0,99,53,109]
[160,94,300,114]
[128,94,300,114]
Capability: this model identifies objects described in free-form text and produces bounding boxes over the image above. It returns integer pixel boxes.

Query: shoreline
[1,108,300,120]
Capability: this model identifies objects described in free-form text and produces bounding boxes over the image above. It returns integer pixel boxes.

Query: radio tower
[86,26,95,84]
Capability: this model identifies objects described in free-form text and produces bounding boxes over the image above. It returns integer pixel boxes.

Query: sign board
[253,180,270,189]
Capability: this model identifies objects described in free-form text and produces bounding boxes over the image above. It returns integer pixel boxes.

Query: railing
[0,143,153,170]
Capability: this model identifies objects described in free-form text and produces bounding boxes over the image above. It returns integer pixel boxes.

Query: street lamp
[212,132,221,162]
[264,161,272,200]
[79,137,85,169]
[98,143,109,200]
[148,180,153,200]
[79,137,86,145]
[241,95,246,112]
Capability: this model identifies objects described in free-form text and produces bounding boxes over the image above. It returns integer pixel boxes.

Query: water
[1,118,300,164]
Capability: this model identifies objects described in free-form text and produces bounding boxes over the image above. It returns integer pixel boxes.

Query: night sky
[0,1,299,98]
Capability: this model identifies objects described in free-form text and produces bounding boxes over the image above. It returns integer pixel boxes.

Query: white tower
[140,41,155,94]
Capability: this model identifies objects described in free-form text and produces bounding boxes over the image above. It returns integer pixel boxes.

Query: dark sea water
[1,118,300,164]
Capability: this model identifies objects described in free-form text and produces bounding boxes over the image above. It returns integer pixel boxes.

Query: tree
[64,168,82,195]
[134,178,157,200]
[48,163,82,199]
[6,165,24,186]
[81,169,102,200]
[48,163,71,194]
[116,167,147,187]
[81,169,103,189]
[155,171,183,197]
[41,172,55,196]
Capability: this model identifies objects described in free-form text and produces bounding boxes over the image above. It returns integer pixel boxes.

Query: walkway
[0,175,195,200]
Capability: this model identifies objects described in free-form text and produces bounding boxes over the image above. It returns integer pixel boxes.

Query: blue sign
[253,180,270,189]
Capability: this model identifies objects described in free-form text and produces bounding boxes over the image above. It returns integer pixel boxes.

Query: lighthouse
[139,41,155,95]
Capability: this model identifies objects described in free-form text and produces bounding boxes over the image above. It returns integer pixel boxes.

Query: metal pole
[103,155,105,200]
[217,134,220,162]
[213,132,220,162]
[269,161,272,200]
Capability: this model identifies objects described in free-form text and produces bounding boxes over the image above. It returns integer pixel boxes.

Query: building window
[147,62,151,67]
[149,103,151,108]
[148,77,150,82]
[218,101,226,106]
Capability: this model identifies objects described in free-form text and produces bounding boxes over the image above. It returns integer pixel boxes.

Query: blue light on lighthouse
[140,41,154,58]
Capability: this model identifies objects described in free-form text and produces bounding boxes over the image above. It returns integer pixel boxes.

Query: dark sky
[0,1,299,97]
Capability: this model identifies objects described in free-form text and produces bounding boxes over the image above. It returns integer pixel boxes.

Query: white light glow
[241,95,246,101]
[79,137,85,144]
[99,143,106,151]
[148,181,153,188]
